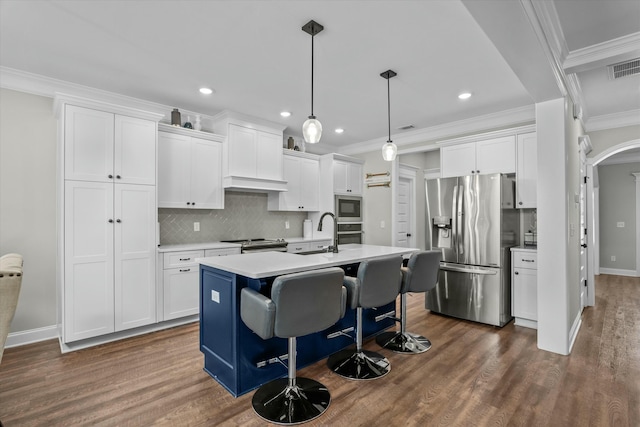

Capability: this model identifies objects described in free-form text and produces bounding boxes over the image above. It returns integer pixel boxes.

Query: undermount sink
[297,248,332,255]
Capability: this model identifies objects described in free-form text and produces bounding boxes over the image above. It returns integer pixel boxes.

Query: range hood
[223,175,288,193]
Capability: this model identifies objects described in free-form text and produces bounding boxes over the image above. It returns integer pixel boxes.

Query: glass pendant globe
[382,141,397,161]
[302,117,322,144]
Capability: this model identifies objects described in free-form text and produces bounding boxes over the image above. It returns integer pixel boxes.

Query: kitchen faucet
[318,212,339,253]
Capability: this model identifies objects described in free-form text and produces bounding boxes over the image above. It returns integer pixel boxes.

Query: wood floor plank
[1,274,639,426]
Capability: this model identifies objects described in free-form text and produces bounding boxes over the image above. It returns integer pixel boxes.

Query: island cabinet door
[200,267,237,392]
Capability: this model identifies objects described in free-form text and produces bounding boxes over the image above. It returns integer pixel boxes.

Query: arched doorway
[586,138,640,306]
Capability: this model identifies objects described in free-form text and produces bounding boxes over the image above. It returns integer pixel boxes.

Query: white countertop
[157,242,242,253]
[198,244,419,279]
[284,237,331,244]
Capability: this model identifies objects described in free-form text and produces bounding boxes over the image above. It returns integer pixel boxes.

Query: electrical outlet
[194,222,200,232]
[285,221,290,229]
[617,222,625,228]
[380,220,385,229]
[611,255,616,262]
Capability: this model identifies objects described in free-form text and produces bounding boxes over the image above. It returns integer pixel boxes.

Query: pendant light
[381,70,398,161]
[302,20,323,144]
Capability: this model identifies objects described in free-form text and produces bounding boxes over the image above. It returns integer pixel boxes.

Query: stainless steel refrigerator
[425,173,519,327]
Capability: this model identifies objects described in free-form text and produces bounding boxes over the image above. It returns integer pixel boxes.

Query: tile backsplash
[158,191,308,245]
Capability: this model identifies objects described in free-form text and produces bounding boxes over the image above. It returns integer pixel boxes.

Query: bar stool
[327,255,403,380]
[375,250,441,354]
[240,267,346,425]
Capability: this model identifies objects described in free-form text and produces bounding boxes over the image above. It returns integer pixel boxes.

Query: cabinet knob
[471,171,475,174]
[519,201,523,205]
[186,202,191,205]
[108,174,113,179]
[116,175,121,179]
[514,271,519,275]
[192,202,195,206]
[116,219,121,223]
[476,170,480,173]
[108,219,114,223]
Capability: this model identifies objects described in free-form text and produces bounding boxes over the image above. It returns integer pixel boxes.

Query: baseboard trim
[599,268,638,277]
[5,325,59,348]
[58,315,199,353]
[568,312,582,354]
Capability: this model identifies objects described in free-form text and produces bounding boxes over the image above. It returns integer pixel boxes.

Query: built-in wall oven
[335,195,362,222]
[336,223,363,245]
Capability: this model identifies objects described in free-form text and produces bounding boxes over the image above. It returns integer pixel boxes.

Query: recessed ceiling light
[458,92,472,100]
[280,111,291,118]
[335,128,344,134]
[199,87,213,95]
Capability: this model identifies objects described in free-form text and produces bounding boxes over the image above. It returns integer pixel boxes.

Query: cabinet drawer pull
[522,259,534,262]
[179,258,191,261]
[179,268,191,272]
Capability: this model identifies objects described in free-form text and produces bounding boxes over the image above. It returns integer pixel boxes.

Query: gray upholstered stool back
[241,267,345,340]
[351,255,403,309]
[401,250,442,294]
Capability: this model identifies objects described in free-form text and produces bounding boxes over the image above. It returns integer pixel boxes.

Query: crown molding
[564,32,640,74]
[339,104,535,156]
[585,109,640,132]
[0,66,218,129]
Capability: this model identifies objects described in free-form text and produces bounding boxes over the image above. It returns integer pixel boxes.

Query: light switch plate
[617,222,625,228]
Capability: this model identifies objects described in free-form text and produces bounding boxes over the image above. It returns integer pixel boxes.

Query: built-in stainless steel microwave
[335,195,362,222]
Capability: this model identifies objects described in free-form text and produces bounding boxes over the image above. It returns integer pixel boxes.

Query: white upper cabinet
[213,111,287,192]
[114,115,157,185]
[158,128,224,209]
[516,132,537,208]
[333,159,363,195]
[64,105,156,184]
[64,106,114,182]
[441,136,516,178]
[268,151,320,211]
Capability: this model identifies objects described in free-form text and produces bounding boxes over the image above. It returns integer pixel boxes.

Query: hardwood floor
[1,274,638,426]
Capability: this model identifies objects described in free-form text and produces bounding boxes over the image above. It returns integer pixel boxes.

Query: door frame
[586,138,640,306]
[392,162,418,248]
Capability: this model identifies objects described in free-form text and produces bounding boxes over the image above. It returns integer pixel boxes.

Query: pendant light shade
[381,70,398,161]
[302,116,323,144]
[302,20,323,144]
[382,141,397,161]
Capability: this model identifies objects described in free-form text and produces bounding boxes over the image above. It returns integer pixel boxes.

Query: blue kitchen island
[198,244,418,397]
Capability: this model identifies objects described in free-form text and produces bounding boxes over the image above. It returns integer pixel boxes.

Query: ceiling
[1,0,638,155]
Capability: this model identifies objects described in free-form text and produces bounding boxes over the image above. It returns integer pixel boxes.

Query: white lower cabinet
[161,247,240,320]
[511,248,537,329]
[64,181,156,342]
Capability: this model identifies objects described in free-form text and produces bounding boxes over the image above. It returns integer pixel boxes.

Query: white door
[516,132,537,208]
[64,181,115,342]
[163,268,200,320]
[114,115,156,185]
[281,155,302,210]
[347,162,363,195]
[114,184,156,331]
[394,166,417,248]
[158,132,191,208]
[333,160,349,194]
[190,137,223,209]
[579,149,588,309]
[64,105,114,183]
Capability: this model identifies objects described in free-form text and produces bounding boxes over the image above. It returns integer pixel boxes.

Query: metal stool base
[251,377,330,425]
[327,348,390,380]
[375,331,432,354]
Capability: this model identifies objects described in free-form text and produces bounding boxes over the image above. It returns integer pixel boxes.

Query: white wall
[598,162,639,272]
[358,151,393,246]
[588,125,640,159]
[0,88,57,333]
[536,97,582,355]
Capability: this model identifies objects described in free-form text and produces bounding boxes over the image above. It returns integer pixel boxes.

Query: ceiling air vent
[608,58,640,80]
[397,124,414,131]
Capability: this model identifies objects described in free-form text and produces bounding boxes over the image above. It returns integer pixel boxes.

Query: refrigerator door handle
[457,182,464,256]
[452,184,458,257]
[439,263,498,275]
